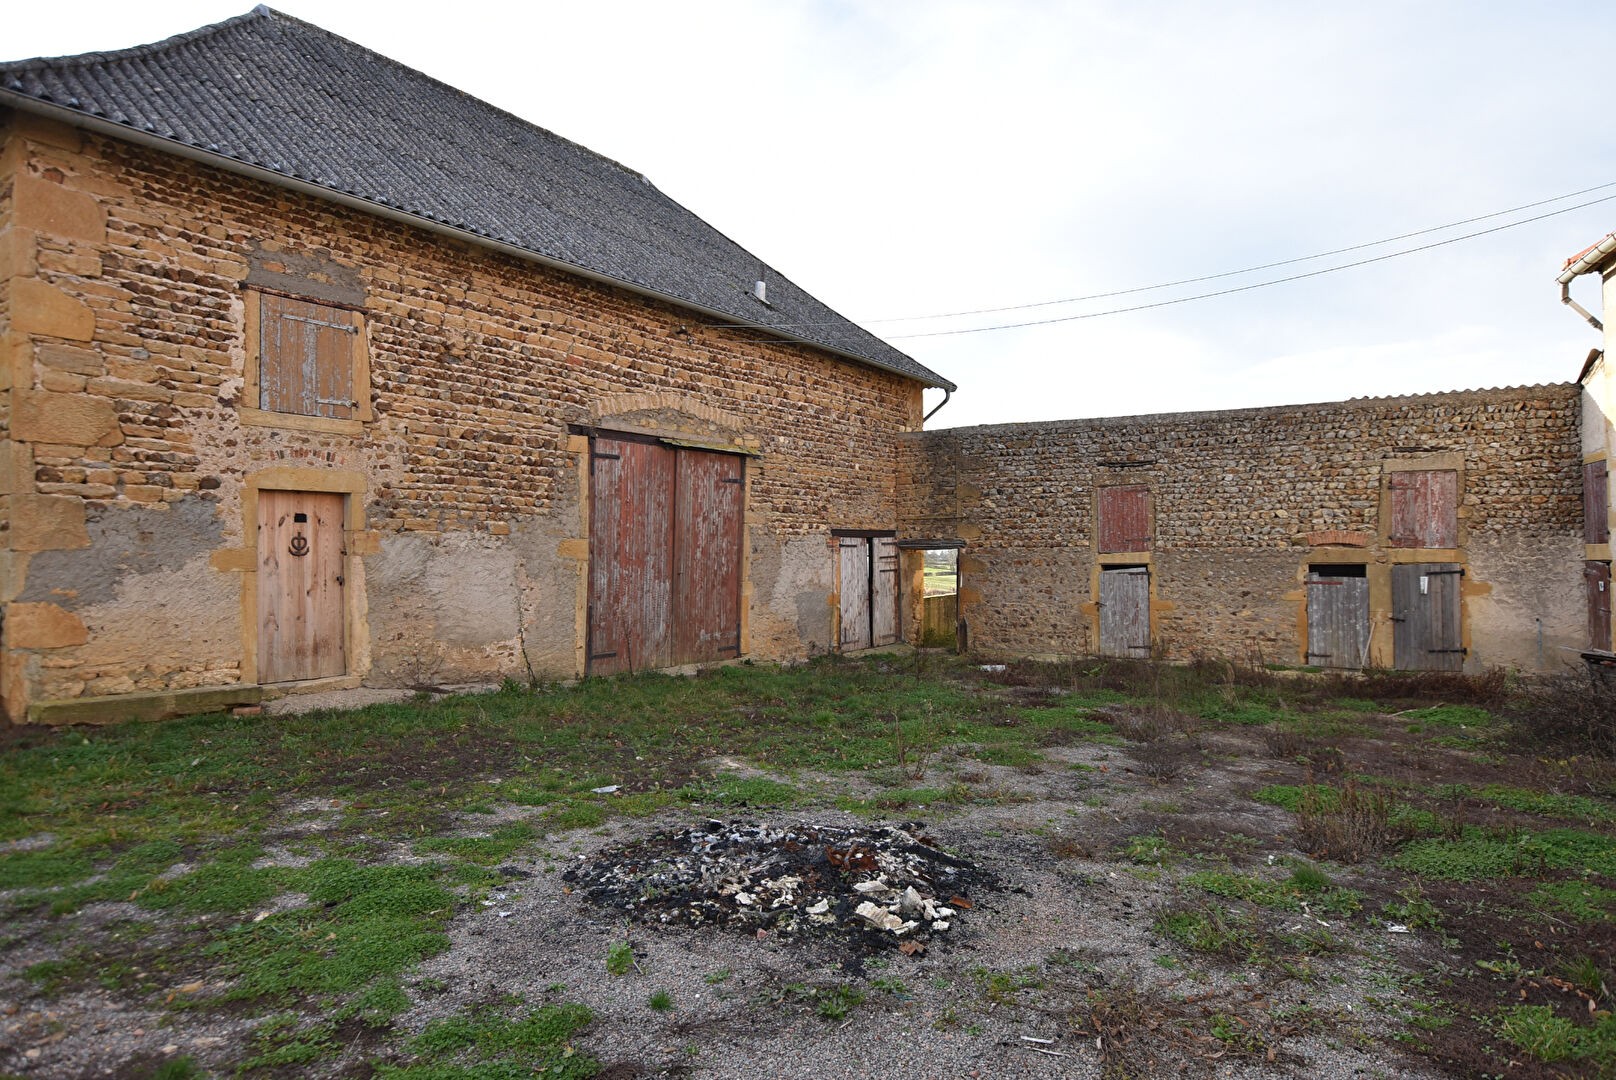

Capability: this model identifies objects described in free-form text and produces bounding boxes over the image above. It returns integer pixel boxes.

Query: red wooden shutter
[259,293,356,418]
[1586,460,1610,545]
[1389,470,1457,548]
[1098,486,1151,553]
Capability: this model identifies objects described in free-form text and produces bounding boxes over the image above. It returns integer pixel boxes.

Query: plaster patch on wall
[20,498,224,610]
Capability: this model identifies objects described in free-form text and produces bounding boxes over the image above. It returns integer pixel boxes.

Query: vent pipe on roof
[753,278,768,304]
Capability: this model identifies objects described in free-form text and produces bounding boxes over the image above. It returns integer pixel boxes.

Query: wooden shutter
[1389,470,1458,548]
[1586,460,1610,545]
[259,293,357,419]
[1097,486,1152,553]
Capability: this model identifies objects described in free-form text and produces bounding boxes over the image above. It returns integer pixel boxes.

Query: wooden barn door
[1306,567,1370,669]
[673,448,744,663]
[1588,562,1612,651]
[871,536,899,647]
[587,434,742,675]
[257,490,346,683]
[838,538,872,651]
[1392,563,1464,670]
[1099,566,1150,658]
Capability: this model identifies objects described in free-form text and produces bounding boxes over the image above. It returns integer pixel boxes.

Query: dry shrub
[1102,704,1197,743]
[1136,737,1203,781]
[1263,726,1308,759]
[1322,666,1507,707]
[1506,669,1616,758]
[1296,777,1395,863]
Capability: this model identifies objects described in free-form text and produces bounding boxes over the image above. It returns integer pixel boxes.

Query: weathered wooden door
[839,538,872,651]
[1097,486,1152,553]
[587,434,743,675]
[673,448,744,663]
[871,536,899,647]
[1588,561,1612,651]
[1099,566,1150,658]
[1391,563,1464,670]
[1587,460,1610,545]
[257,490,346,683]
[1306,568,1370,669]
[1389,470,1458,548]
[588,435,676,674]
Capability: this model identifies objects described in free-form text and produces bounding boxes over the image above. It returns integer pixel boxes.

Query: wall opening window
[244,289,372,433]
[921,548,959,649]
[1389,469,1458,548]
[1097,485,1152,553]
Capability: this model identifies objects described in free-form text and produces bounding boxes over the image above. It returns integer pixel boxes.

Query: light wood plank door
[871,536,900,647]
[1099,566,1151,658]
[839,538,872,651]
[257,490,346,683]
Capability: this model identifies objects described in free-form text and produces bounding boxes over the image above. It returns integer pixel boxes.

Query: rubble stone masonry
[900,386,1585,671]
[0,111,922,721]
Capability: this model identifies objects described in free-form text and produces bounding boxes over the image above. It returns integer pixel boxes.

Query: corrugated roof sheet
[0,7,952,390]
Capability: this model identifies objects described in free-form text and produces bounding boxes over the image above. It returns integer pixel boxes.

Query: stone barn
[0,8,953,724]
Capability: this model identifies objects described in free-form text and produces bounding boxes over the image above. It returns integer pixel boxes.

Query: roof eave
[0,91,954,392]
[1557,233,1616,285]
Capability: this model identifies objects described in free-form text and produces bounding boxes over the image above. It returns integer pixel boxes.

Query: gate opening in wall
[587,433,744,675]
[837,533,899,652]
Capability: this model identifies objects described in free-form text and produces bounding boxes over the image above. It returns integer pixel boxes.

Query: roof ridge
[0,7,267,73]
[0,7,656,189]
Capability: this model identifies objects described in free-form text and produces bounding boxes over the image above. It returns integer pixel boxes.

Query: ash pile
[564,820,995,953]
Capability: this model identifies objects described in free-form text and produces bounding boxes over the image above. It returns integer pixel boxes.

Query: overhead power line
[885,191,1616,340]
[871,178,1616,324]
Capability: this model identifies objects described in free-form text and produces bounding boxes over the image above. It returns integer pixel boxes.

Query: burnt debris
[563,820,996,953]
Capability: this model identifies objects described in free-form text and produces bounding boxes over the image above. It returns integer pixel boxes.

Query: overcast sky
[10,2,1616,429]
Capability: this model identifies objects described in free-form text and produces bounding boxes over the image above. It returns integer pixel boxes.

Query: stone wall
[0,111,923,721]
[900,386,1585,671]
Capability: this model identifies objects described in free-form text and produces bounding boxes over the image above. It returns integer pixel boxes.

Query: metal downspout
[1563,282,1604,332]
[922,386,952,424]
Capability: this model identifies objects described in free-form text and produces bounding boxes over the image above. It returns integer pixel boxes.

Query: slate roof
[0,7,952,390]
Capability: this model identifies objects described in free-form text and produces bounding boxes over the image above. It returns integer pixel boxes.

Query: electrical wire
[870,178,1616,324]
[885,191,1616,340]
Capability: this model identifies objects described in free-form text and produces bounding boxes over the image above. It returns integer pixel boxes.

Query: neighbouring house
[1558,235,1616,654]
[898,385,1587,673]
[0,8,954,724]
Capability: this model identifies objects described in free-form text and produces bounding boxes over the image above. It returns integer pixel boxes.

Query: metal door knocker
[288,534,310,557]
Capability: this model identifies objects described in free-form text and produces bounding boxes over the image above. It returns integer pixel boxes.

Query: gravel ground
[3,730,1453,1079]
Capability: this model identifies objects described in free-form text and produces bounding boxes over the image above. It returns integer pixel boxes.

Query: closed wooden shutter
[1098,486,1152,553]
[1586,460,1610,545]
[259,293,357,419]
[1389,470,1458,548]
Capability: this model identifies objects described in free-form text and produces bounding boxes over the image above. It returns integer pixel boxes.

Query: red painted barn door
[257,490,346,683]
[673,448,744,663]
[588,435,676,675]
[588,435,744,674]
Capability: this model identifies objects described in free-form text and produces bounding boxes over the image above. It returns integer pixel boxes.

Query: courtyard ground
[3,654,1615,1078]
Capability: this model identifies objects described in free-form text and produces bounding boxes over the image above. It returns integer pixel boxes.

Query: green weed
[605,941,633,976]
